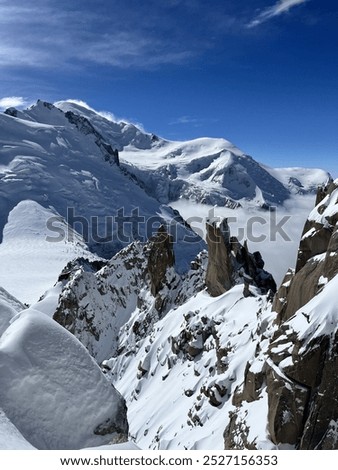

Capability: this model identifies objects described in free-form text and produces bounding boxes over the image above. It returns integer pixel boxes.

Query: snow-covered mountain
[0,99,336,450]
[0,99,329,302]
[55,100,329,209]
[0,100,207,303]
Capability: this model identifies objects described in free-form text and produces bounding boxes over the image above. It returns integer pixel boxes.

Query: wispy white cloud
[59,99,146,131]
[169,115,219,127]
[248,0,310,28]
[0,0,204,70]
[170,116,200,125]
[0,96,29,110]
[0,0,250,74]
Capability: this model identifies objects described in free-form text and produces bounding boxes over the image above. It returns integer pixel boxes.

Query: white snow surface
[0,287,25,336]
[287,274,338,344]
[0,102,162,256]
[109,286,276,449]
[0,200,97,304]
[0,308,127,450]
[308,179,338,224]
[0,99,329,301]
[0,409,35,450]
[0,101,209,302]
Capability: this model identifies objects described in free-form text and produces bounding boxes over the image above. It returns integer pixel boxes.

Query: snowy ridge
[50,220,277,449]
[0,100,160,255]
[50,179,338,450]
[0,287,25,337]
[53,237,207,364]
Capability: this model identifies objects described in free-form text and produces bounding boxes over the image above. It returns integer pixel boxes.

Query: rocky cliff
[205,218,276,297]
[226,179,338,449]
[53,225,207,363]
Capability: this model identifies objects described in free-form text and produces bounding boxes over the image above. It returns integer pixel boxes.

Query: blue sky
[0,0,337,174]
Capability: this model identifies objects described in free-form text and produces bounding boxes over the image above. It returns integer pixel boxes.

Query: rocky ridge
[227,179,338,449]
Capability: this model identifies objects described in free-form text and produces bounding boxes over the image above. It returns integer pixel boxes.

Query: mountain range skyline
[0,1,337,174]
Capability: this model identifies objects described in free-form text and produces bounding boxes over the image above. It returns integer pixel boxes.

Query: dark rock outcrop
[4,107,18,117]
[147,225,175,297]
[65,110,120,165]
[53,226,206,363]
[94,397,129,440]
[205,219,233,296]
[266,181,338,448]
[205,218,276,297]
[266,363,309,445]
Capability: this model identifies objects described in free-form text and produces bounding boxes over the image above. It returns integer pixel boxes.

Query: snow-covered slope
[121,143,327,208]
[0,307,128,449]
[0,410,35,450]
[53,231,207,364]
[0,200,98,304]
[54,100,157,151]
[108,286,275,449]
[50,219,276,449]
[0,101,161,256]
[0,287,25,337]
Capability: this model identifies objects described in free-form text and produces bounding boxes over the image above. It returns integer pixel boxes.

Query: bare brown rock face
[266,363,309,445]
[263,328,338,449]
[267,181,338,448]
[147,225,175,297]
[275,179,338,324]
[205,219,276,297]
[266,180,338,449]
[298,330,338,450]
[205,219,233,296]
[226,179,338,450]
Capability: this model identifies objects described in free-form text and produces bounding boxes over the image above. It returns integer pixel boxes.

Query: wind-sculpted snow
[0,308,128,449]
